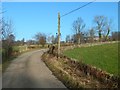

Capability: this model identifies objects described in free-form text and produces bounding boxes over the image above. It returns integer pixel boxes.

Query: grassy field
[63,42,119,76]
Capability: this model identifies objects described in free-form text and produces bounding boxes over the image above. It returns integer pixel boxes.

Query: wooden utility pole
[58,12,60,56]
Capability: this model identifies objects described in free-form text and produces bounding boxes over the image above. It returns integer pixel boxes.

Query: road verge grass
[41,52,111,88]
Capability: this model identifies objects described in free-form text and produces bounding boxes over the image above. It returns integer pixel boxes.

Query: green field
[63,43,119,76]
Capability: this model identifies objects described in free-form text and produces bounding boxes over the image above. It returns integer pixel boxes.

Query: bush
[2,46,14,62]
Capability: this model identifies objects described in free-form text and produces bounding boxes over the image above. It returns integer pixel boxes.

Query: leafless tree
[1,18,14,40]
[46,34,54,44]
[51,35,55,44]
[21,38,25,45]
[94,16,112,41]
[66,35,71,43]
[26,39,36,45]
[104,19,112,41]
[1,18,15,61]
[72,17,85,44]
[47,35,51,44]
[34,32,46,47]
[82,31,89,43]
[89,28,95,43]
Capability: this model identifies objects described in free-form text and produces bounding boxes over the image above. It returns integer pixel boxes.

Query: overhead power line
[60,0,96,18]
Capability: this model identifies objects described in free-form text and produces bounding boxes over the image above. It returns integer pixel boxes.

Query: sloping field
[63,42,119,76]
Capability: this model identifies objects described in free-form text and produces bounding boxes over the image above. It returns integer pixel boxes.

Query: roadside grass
[42,53,107,88]
[42,54,85,88]
[63,42,119,76]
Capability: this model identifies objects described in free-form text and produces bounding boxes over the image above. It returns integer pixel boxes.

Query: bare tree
[104,19,112,41]
[51,35,55,44]
[34,32,46,47]
[71,34,77,43]
[94,16,112,41]
[89,28,95,43]
[66,35,70,43]
[72,17,85,44]
[21,38,25,45]
[47,35,52,44]
[1,18,15,61]
[1,19,14,40]
[26,39,36,45]
[40,35,46,47]
[82,31,89,43]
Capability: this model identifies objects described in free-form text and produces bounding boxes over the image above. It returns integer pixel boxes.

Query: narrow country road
[2,49,67,88]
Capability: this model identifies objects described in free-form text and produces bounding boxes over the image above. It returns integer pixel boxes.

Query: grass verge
[42,53,109,88]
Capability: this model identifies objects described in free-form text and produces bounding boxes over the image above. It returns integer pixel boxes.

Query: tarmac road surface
[2,49,67,88]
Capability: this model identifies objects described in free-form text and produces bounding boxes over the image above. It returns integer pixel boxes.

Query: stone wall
[60,54,119,87]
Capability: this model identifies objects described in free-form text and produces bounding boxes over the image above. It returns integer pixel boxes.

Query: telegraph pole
[57,1,95,56]
[58,12,60,56]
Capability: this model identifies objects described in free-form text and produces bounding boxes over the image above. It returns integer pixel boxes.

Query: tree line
[65,15,119,44]
[1,15,119,62]
[14,15,119,46]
